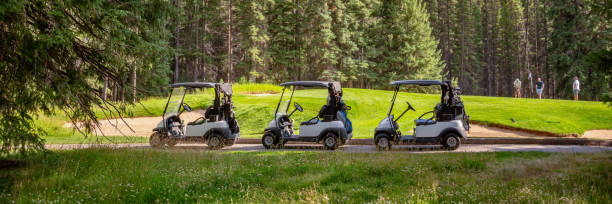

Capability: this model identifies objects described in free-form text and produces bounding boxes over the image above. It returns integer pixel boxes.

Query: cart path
[45,143,612,153]
[63,114,612,139]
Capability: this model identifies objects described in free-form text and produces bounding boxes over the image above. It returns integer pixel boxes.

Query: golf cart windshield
[276,86,294,115]
[164,87,186,119]
[275,81,340,116]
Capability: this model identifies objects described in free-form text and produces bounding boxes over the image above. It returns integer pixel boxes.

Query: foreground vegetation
[0,149,610,203]
[39,84,612,144]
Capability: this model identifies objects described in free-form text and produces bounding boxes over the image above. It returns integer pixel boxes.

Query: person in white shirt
[573,76,580,101]
[513,78,521,98]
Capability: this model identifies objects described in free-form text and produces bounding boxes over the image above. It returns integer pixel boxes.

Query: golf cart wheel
[207,133,224,150]
[338,138,346,146]
[262,133,278,149]
[225,139,235,146]
[375,134,392,151]
[149,132,164,148]
[322,133,339,150]
[165,138,177,147]
[442,133,461,150]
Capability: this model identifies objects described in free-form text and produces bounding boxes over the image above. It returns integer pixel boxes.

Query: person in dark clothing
[535,78,544,99]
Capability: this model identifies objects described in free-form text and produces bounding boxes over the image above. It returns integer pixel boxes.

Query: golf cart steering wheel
[406,101,416,111]
[294,102,303,112]
[182,103,192,112]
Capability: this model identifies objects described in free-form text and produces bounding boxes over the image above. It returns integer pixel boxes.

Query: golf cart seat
[301,118,319,126]
[415,119,436,126]
[187,117,207,126]
[205,105,220,122]
[318,105,337,121]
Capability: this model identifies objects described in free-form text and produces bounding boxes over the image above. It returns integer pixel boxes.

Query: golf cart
[374,80,470,150]
[261,81,352,150]
[150,82,240,149]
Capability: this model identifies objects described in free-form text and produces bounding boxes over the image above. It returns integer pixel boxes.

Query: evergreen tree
[0,0,173,154]
[369,0,442,87]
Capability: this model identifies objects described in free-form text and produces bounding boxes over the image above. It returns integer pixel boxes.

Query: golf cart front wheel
[323,133,339,150]
[149,132,164,148]
[262,133,278,149]
[207,134,224,150]
[375,134,392,151]
[442,133,461,150]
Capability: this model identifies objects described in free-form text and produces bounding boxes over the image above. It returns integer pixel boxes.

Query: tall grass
[1,150,610,203]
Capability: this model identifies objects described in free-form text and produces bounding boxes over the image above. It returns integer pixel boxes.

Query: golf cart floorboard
[398,135,441,145]
[283,136,318,142]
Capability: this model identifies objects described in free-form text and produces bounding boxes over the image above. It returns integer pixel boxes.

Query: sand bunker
[63,110,206,137]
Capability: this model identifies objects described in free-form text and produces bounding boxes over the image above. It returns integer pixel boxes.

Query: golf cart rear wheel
[262,133,278,149]
[165,138,177,147]
[207,133,224,150]
[375,134,392,151]
[322,133,339,150]
[149,132,164,148]
[442,133,461,150]
[225,139,235,146]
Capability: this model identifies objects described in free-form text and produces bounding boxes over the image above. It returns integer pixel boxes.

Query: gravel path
[46,143,612,153]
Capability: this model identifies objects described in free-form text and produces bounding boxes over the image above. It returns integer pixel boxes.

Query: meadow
[0,149,610,203]
[39,83,612,144]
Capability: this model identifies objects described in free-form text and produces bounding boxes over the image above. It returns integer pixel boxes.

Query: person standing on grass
[535,78,544,99]
[573,76,580,101]
[513,78,522,98]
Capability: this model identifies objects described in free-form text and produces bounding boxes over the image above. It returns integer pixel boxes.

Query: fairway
[1,149,610,203]
[39,84,612,144]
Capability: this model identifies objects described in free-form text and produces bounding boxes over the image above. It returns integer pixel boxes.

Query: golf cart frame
[374,80,470,150]
[262,81,352,150]
[150,82,239,149]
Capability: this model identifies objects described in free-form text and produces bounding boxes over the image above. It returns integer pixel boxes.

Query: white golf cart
[261,81,352,150]
[150,82,240,149]
[374,80,470,150]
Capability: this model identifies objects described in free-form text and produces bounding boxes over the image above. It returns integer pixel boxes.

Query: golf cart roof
[169,82,232,95]
[390,80,446,86]
[169,82,216,88]
[280,81,340,88]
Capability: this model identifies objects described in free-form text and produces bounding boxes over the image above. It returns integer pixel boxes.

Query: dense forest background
[161,0,611,100]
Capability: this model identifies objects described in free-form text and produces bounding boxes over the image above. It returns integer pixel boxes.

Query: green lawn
[1,149,610,203]
[39,84,612,143]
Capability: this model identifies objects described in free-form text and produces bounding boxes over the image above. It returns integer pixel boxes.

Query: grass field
[38,83,612,144]
[1,149,610,203]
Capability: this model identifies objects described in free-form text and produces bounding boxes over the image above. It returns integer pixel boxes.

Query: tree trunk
[524,0,530,98]
[132,68,137,103]
[194,2,200,82]
[174,0,181,83]
[460,0,466,89]
[102,77,108,101]
[112,82,117,101]
[226,0,232,83]
[201,0,208,82]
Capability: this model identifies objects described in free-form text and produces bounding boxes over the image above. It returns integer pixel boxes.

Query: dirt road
[46,143,612,153]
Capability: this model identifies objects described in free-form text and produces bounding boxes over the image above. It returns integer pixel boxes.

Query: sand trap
[63,110,206,137]
[248,93,276,96]
[467,124,544,138]
[582,130,612,140]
